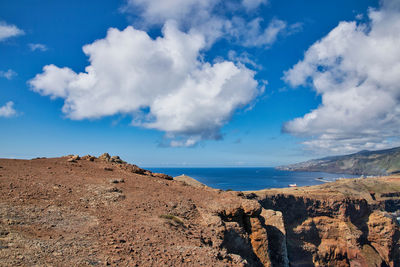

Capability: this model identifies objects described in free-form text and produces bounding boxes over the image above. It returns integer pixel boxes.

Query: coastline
[1,155,399,266]
[150,167,358,191]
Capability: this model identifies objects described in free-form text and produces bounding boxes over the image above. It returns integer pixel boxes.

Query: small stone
[110,178,124,184]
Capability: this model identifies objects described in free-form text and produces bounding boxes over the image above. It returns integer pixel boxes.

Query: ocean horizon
[147,167,358,191]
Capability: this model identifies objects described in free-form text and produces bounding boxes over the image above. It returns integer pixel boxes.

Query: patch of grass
[225,189,233,191]
[159,214,184,225]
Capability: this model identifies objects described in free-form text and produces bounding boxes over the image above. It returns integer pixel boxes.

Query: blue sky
[2,0,400,167]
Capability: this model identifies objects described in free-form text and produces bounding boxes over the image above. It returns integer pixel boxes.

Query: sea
[147,167,358,191]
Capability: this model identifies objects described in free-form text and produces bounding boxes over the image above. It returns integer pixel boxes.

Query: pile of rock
[67,155,80,162]
[81,155,96,161]
[67,153,173,181]
[99,153,125,164]
[67,154,96,162]
[118,163,148,175]
[67,153,127,163]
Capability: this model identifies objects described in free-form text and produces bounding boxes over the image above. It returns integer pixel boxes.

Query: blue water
[147,167,358,191]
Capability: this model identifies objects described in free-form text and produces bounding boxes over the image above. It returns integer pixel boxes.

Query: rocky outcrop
[81,155,95,161]
[152,172,173,180]
[260,209,288,267]
[174,175,207,187]
[368,211,400,266]
[198,196,290,266]
[98,153,126,164]
[201,197,267,266]
[254,188,400,267]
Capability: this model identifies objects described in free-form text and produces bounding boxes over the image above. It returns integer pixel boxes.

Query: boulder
[99,153,111,162]
[70,155,80,161]
[81,155,96,161]
[110,156,124,164]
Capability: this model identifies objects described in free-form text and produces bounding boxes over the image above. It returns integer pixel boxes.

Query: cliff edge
[251,177,400,266]
[0,155,399,266]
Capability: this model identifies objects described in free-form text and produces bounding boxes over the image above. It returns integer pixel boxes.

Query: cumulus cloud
[283,0,400,153]
[29,43,48,52]
[30,22,260,146]
[0,69,17,80]
[123,0,217,27]
[123,0,286,48]
[0,101,17,118]
[123,0,267,25]
[0,21,24,41]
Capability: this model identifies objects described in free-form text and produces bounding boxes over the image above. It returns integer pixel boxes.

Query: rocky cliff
[251,177,400,266]
[0,155,399,266]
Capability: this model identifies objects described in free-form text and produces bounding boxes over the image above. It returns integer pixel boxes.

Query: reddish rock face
[255,178,400,267]
[368,211,400,266]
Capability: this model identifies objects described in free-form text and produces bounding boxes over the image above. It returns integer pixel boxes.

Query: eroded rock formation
[254,178,400,266]
[0,155,399,266]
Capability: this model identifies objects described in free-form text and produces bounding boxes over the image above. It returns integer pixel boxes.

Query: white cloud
[242,0,267,11]
[230,17,287,47]
[228,50,262,70]
[0,21,24,41]
[123,0,267,25]
[355,13,364,20]
[29,43,48,52]
[123,0,288,48]
[123,0,217,27]
[287,22,304,35]
[30,22,260,146]
[0,69,17,80]
[0,101,17,118]
[283,0,400,153]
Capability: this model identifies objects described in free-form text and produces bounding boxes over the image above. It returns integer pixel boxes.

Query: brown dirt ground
[0,156,246,266]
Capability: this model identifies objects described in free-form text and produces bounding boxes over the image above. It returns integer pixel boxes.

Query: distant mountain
[277,147,400,176]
